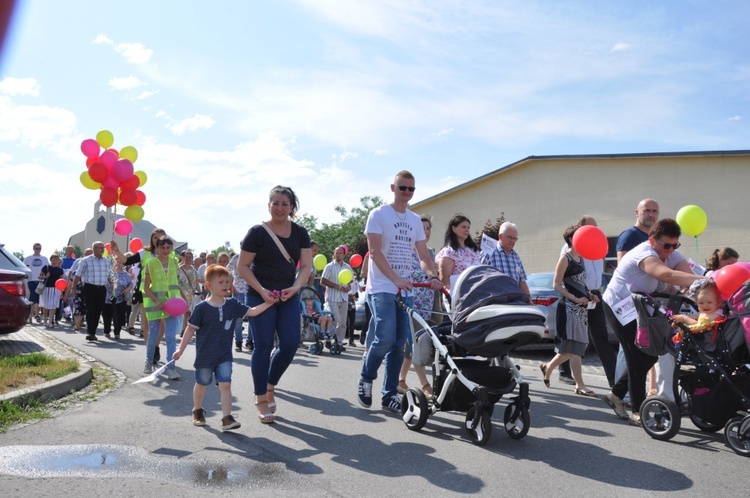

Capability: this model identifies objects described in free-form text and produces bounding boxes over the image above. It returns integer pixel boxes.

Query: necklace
[391,204,407,221]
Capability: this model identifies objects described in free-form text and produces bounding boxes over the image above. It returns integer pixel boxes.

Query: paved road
[0,322,748,496]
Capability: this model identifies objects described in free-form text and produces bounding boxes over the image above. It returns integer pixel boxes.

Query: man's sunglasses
[655,239,681,250]
[396,186,416,192]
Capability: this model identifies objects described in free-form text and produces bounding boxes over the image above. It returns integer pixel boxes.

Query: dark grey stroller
[399,265,546,445]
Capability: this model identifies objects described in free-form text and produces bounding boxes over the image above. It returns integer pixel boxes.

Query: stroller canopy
[451,265,545,355]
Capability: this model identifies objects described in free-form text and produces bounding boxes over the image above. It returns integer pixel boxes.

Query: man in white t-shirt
[321,246,353,348]
[24,243,50,321]
[197,253,216,294]
[357,170,443,413]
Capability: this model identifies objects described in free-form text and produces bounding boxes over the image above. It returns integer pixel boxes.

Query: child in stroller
[300,286,342,355]
[671,281,725,334]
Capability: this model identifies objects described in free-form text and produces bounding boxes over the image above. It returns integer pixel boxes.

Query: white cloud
[431,128,453,137]
[169,114,216,135]
[728,115,742,121]
[610,42,631,53]
[133,90,157,100]
[108,76,143,90]
[155,110,166,118]
[0,77,41,96]
[338,151,358,161]
[92,34,113,46]
[115,42,153,64]
[0,95,77,149]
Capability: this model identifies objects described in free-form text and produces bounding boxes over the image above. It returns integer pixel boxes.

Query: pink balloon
[735,262,750,272]
[81,139,100,159]
[164,297,188,317]
[341,244,349,255]
[114,218,133,236]
[112,159,134,181]
[100,150,118,168]
[102,176,119,189]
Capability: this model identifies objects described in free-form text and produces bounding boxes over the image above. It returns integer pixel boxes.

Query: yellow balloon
[134,170,147,187]
[313,254,327,271]
[338,269,353,285]
[96,130,114,148]
[120,145,138,163]
[125,205,144,222]
[676,205,708,237]
[80,171,101,190]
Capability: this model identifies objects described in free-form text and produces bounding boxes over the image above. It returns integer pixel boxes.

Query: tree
[474,212,506,246]
[302,196,384,261]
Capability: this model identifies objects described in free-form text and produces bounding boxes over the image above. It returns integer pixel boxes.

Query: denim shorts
[195,361,233,386]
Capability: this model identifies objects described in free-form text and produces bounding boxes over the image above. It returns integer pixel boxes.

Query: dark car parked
[0,269,31,334]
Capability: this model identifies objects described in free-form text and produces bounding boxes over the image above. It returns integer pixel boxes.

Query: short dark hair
[649,218,681,240]
[563,225,578,247]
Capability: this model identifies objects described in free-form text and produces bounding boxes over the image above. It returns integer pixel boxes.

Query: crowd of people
[22,178,742,433]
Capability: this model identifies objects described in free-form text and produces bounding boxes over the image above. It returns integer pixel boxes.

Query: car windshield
[526,273,553,289]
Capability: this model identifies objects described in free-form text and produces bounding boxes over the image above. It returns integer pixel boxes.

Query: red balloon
[119,189,137,206]
[105,148,120,158]
[105,243,111,253]
[100,187,118,207]
[102,176,119,190]
[88,162,108,183]
[572,225,608,260]
[99,150,118,168]
[349,254,363,268]
[134,190,146,206]
[129,238,144,253]
[86,156,99,167]
[119,174,140,191]
[54,279,67,291]
[714,264,750,298]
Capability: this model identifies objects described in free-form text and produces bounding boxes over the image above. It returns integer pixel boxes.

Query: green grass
[0,352,79,392]
[0,396,52,431]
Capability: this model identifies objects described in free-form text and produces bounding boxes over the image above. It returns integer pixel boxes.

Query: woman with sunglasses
[601,218,705,426]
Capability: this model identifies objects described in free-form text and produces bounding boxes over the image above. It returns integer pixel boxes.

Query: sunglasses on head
[656,239,681,250]
[396,186,416,192]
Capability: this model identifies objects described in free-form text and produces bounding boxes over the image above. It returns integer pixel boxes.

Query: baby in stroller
[302,296,334,338]
[671,280,724,332]
[300,286,343,355]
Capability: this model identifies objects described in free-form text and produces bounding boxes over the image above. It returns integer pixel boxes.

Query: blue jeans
[233,293,247,343]
[360,292,411,399]
[146,315,180,364]
[195,361,233,385]
[247,293,300,395]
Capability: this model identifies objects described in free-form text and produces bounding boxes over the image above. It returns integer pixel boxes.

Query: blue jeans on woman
[360,292,411,400]
[146,315,180,364]
[247,293,300,395]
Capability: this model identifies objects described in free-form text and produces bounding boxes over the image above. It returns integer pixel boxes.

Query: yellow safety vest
[143,256,181,321]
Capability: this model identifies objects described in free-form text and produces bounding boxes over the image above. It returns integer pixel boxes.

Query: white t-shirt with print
[365,204,426,295]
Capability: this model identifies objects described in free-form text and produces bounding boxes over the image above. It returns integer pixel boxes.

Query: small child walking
[173,264,275,432]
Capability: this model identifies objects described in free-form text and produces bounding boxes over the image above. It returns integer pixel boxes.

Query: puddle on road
[0,445,288,489]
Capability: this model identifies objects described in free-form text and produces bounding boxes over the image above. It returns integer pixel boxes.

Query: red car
[0,269,31,334]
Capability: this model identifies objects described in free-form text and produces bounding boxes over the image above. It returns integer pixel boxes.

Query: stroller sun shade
[451,265,546,356]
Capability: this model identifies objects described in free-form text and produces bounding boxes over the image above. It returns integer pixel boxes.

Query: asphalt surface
[1,321,748,496]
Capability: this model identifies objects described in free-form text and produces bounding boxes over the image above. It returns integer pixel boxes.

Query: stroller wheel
[503,402,530,440]
[640,395,681,441]
[689,412,723,433]
[401,388,429,431]
[724,415,750,457]
[465,406,492,446]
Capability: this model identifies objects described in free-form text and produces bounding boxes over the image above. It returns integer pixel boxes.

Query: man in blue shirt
[480,221,531,296]
[616,199,659,264]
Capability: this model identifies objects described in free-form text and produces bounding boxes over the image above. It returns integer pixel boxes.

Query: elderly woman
[239,185,312,424]
[602,218,705,426]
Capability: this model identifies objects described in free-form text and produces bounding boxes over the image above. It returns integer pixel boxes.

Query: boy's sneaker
[221,415,241,432]
[165,367,180,380]
[143,361,154,374]
[192,408,206,426]
[381,394,402,413]
[235,341,243,352]
[357,380,373,408]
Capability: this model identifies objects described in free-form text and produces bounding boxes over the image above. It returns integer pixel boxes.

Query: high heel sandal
[255,400,275,424]
[266,386,277,414]
[539,363,550,388]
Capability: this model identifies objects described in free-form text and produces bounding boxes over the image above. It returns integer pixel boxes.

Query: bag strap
[180,267,195,293]
[261,222,294,264]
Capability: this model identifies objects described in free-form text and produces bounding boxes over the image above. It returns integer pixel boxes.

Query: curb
[0,326,94,406]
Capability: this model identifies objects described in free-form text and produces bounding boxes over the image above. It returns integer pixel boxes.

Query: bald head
[578,215,597,227]
[636,199,659,231]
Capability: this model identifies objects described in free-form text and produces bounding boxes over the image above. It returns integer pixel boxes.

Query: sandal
[574,387,597,397]
[647,388,657,397]
[397,381,409,395]
[255,400,275,424]
[421,383,434,399]
[539,363,550,388]
[266,386,277,414]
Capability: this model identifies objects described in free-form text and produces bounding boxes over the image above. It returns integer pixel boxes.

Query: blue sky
[1,0,748,256]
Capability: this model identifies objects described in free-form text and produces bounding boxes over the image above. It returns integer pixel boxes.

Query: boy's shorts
[195,361,233,386]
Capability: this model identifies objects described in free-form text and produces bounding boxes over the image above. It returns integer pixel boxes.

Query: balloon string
[694,236,699,258]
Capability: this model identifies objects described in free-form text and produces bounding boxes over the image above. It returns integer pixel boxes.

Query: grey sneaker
[165,367,180,380]
[357,380,373,408]
[381,394,402,413]
[604,392,630,420]
[221,415,241,432]
[143,360,154,374]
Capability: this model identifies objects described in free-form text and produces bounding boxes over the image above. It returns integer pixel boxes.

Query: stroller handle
[412,282,450,297]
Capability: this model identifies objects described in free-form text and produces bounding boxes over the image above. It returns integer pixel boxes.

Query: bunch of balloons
[79,130,148,235]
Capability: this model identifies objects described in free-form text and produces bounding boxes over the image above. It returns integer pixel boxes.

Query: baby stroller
[399,265,547,445]
[633,289,750,457]
[299,286,342,355]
